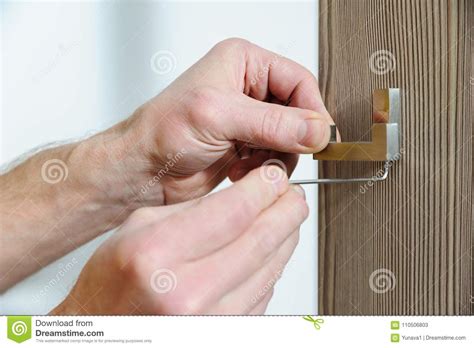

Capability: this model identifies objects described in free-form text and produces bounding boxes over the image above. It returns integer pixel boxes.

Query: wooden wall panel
[318,0,473,315]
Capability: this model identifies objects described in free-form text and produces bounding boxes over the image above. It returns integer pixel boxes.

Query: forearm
[0,122,164,291]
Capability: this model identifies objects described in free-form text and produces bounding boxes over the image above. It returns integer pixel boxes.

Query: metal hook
[289,160,391,185]
[289,88,401,185]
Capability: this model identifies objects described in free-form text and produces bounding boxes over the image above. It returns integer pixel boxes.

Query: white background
[0,0,319,314]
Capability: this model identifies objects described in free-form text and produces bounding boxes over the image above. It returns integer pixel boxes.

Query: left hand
[51,168,308,315]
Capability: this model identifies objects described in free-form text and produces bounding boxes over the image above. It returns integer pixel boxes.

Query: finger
[239,40,339,141]
[228,151,298,182]
[162,148,239,204]
[119,199,198,232]
[209,39,328,115]
[228,149,271,181]
[210,229,299,314]
[155,166,289,260]
[248,288,274,315]
[234,40,335,127]
[216,93,331,153]
[193,185,308,301]
[286,76,341,142]
[112,199,199,265]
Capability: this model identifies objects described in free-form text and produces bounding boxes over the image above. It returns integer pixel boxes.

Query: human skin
[51,168,308,315]
[0,38,335,314]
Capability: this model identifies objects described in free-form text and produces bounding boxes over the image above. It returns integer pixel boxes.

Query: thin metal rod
[289,161,391,185]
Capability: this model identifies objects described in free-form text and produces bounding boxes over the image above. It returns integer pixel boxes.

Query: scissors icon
[303,315,324,330]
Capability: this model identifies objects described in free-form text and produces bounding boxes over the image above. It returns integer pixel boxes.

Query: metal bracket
[290,88,401,185]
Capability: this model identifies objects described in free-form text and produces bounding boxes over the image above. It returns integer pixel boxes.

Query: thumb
[219,94,331,154]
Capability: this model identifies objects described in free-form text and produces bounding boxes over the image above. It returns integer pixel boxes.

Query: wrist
[70,116,166,214]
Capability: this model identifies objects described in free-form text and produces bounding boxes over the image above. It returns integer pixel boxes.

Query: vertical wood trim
[318,0,473,315]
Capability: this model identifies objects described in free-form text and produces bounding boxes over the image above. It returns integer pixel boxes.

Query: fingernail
[291,184,306,199]
[298,118,330,149]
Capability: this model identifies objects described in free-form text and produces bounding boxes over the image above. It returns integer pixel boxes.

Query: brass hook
[290,88,401,185]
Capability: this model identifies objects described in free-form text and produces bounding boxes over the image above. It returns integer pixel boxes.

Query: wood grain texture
[318,0,473,315]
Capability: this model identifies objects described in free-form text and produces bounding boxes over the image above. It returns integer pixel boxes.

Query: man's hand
[51,168,308,315]
[98,38,335,205]
[0,38,332,291]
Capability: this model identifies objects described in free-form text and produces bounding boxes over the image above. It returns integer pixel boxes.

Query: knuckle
[167,294,200,315]
[303,68,318,84]
[166,290,204,315]
[222,187,263,231]
[291,230,301,246]
[128,207,156,224]
[232,174,277,215]
[213,38,250,53]
[229,198,256,229]
[285,230,300,254]
[253,226,279,257]
[259,107,287,142]
[298,198,310,220]
[180,296,204,315]
[237,184,264,212]
[186,86,220,127]
[115,246,149,287]
[287,191,310,221]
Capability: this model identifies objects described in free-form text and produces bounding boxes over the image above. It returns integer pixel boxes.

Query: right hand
[51,167,308,315]
[88,38,335,207]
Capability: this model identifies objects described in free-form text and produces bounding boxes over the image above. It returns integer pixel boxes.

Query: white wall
[0,0,319,315]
